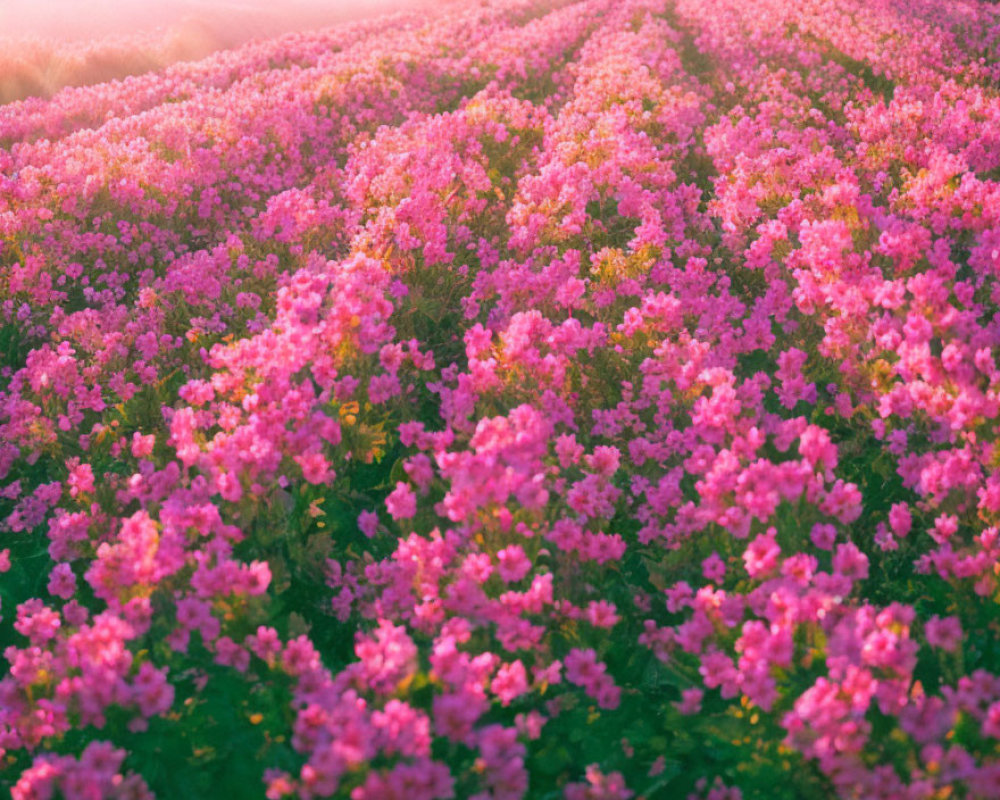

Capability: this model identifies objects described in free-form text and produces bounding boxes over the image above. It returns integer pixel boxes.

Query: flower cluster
[3,0,1000,797]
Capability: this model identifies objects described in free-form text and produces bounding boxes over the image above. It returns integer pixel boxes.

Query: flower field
[3,0,1000,796]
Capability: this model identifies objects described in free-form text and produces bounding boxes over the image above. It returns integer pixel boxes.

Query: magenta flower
[743,529,780,579]
[386,482,417,521]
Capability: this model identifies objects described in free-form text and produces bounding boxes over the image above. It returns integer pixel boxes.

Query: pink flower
[930,514,958,544]
[585,600,619,628]
[131,432,155,459]
[295,452,332,485]
[702,553,726,584]
[47,563,77,600]
[246,626,282,662]
[984,702,1000,739]
[810,523,837,550]
[888,503,912,537]
[491,660,529,706]
[585,446,621,477]
[434,691,487,742]
[132,662,175,716]
[66,459,95,499]
[516,710,546,740]
[743,529,780,578]
[555,434,584,467]
[358,510,379,538]
[355,620,418,693]
[675,687,704,715]
[665,582,693,613]
[925,616,962,652]
[496,545,531,583]
[832,541,869,582]
[385,482,417,521]
[565,764,633,800]
[699,651,738,698]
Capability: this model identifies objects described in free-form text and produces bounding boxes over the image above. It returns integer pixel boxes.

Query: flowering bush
[4,0,1000,797]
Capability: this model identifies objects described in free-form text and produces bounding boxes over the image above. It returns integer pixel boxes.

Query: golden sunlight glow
[0,0,447,104]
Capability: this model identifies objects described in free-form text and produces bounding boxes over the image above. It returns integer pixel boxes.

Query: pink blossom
[496,545,531,583]
[386,482,417,521]
[47,563,77,600]
[491,660,529,706]
[743,529,780,579]
[925,616,963,652]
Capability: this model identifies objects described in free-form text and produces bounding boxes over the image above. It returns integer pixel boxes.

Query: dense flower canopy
[3,0,1000,797]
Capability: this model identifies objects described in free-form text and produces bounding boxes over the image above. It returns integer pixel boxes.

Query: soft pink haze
[0,0,442,42]
[0,0,453,103]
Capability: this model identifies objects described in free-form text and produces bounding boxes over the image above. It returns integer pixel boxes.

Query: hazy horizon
[0,0,441,43]
[0,0,451,104]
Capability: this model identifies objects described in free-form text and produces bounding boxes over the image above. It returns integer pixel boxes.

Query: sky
[0,0,439,42]
[0,0,448,103]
